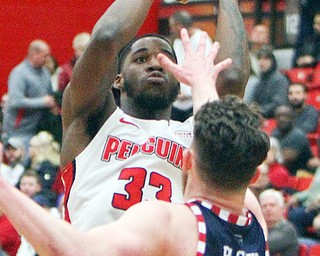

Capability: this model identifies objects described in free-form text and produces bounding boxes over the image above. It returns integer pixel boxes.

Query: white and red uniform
[62,108,193,231]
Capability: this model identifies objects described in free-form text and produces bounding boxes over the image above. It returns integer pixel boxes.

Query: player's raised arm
[60,0,162,167]
[63,0,156,122]
[215,0,250,97]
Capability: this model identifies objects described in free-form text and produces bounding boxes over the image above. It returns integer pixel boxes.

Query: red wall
[0,0,160,98]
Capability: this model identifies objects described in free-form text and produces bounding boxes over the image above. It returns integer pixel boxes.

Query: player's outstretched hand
[157,28,232,91]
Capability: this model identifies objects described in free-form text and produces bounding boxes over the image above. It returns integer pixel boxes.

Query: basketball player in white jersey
[0,96,270,256]
[59,0,256,232]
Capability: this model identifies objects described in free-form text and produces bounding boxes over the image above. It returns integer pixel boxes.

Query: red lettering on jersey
[129,144,139,157]
[141,137,156,154]
[102,136,185,169]
[155,137,171,159]
[174,145,184,168]
[102,136,120,161]
[117,140,133,160]
[168,142,179,164]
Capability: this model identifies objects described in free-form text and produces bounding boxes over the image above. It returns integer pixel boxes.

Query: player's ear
[114,74,124,90]
[182,148,193,172]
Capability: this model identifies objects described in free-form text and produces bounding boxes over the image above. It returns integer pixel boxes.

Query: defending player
[0,95,270,256]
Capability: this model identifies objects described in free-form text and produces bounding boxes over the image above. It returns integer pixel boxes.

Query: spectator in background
[272,105,316,176]
[1,94,8,115]
[294,12,320,68]
[288,83,318,133]
[16,170,50,256]
[58,32,91,92]
[250,136,299,197]
[0,211,21,256]
[248,24,270,76]
[1,40,56,158]
[44,54,61,92]
[0,141,20,256]
[244,24,270,104]
[26,131,61,207]
[259,189,299,256]
[2,137,26,187]
[313,211,320,240]
[287,167,320,241]
[0,94,8,139]
[251,45,290,118]
[18,170,50,209]
[37,90,63,144]
[168,11,212,122]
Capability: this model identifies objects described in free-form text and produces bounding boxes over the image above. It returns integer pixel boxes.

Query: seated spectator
[248,24,270,76]
[26,131,61,207]
[295,12,320,68]
[2,137,26,187]
[288,83,318,133]
[259,189,299,256]
[18,170,50,208]
[251,45,290,118]
[250,137,299,197]
[287,167,320,239]
[0,211,21,256]
[16,170,50,256]
[272,105,316,175]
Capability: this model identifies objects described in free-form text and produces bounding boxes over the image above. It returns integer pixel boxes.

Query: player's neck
[185,183,246,216]
[121,101,172,120]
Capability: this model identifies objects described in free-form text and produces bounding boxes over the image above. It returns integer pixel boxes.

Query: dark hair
[170,11,193,28]
[257,44,274,59]
[117,34,177,73]
[193,95,269,190]
[257,44,277,73]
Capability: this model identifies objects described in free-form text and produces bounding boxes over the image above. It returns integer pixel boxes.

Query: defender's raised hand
[157,28,232,112]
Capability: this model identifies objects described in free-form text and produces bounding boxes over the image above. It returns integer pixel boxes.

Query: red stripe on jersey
[186,202,206,256]
[193,199,252,226]
[61,161,76,223]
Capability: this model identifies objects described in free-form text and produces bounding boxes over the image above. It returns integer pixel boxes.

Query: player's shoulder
[125,201,190,224]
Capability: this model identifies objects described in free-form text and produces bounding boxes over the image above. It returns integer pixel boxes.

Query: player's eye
[135,56,146,63]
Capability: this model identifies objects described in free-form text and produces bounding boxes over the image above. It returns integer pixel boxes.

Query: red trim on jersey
[14,108,25,128]
[186,202,206,256]
[203,200,252,226]
[61,161,76,223]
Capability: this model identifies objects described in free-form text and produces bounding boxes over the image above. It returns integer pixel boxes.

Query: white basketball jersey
[63,108,193,231]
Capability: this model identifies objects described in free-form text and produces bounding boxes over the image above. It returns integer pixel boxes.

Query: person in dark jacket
[251,45,290,118]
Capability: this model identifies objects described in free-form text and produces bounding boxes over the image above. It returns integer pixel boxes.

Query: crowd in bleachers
[1,3,320,256]
[244,6,320,256]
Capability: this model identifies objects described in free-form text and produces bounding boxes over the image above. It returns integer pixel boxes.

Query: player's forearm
[92,0,154,49]
[0,178,88,256]
[215,0,250,97]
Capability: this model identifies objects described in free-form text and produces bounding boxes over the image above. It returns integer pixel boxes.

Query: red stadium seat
[283,67,314,88]
[306,90,320,111]
[299,243,309,256]
[309,244,320,256]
